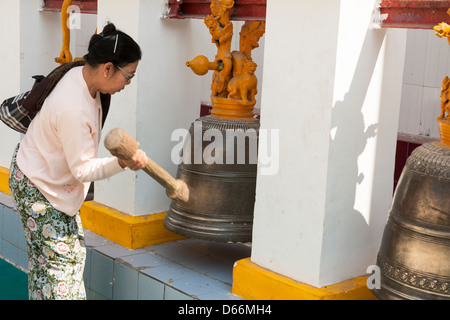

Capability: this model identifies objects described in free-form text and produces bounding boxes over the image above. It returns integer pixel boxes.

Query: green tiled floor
[0,258,28,300]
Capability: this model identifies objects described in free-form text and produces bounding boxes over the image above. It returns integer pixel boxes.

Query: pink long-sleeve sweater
[17,66,124,216]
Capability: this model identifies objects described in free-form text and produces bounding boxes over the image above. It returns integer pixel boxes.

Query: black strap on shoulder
[22,60,111,127]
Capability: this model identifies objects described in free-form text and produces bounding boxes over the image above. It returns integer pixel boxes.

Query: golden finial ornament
[186,0,265,119]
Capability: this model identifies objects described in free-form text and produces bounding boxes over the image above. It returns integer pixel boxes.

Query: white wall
[134,0,205,215]
[0,0,63,167]
[20,1,63,90]
[94,0,140,214]
[70,12,97,60]
[398,29,450,138]
[0,0,96,167]
[0,0,21,167]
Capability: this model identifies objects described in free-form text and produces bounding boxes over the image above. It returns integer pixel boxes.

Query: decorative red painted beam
[42,0,97,14]
[166,0,266,21]
[378,0,450,29]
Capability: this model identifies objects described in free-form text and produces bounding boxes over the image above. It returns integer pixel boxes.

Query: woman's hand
[117,149,148,171]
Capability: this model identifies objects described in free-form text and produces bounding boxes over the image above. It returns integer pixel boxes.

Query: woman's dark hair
[84,22,142,68]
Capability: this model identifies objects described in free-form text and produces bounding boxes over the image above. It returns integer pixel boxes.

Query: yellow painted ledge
[233,258,378,300]
[0,165,184,249]
[80,201,185,249]
[0,166,10,195]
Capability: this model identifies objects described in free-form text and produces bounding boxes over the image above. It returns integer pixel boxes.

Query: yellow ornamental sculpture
[440,76,450,121]
[55,0,73,64]
[186,0,265,119]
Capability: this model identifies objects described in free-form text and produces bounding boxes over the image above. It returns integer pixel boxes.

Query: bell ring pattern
[8,144,86,300]
[377,255,450,296]
[405,143,450,179]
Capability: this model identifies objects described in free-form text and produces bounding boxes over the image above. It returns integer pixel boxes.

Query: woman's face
[100,61,139,95]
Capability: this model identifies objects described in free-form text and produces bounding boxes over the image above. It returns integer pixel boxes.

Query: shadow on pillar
[321,28,388,284]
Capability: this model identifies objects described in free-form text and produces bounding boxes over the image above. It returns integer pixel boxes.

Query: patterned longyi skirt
[8,144,86,300]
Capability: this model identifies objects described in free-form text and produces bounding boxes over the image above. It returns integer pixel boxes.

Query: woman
[8,23,147,300]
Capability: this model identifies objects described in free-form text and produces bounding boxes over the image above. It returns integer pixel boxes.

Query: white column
[0,0,61,167]
[0,0,21,167]
[95,0,203,216]
[94,0,140,214]
[251,0,407,287]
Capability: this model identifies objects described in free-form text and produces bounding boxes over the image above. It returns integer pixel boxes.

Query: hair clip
[113,34,119,54]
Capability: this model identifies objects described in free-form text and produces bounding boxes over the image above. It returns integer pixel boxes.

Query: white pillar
[0,0,20,167]
[0,0,61,167]
[95,0,204,216]
[251,0,407,287]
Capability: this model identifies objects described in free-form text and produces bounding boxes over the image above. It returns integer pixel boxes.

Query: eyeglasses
[116,65,135,81]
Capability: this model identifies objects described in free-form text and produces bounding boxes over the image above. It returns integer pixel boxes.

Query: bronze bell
[371,19,450,300]
[372,140,450,299]
[372,116,450,299]
[164,115,259,242]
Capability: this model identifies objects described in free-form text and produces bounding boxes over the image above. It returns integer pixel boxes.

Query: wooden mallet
[104,128,189,203]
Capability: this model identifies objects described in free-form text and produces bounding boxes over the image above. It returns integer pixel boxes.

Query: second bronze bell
[371,118,450,300]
